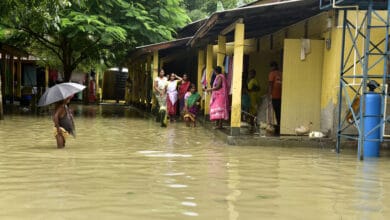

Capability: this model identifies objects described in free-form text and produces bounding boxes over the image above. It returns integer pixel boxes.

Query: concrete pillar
[1,54,6,100]
[124,64,130,104]
[152,51,159,109]
[43,65,49,104]
[95,70,100,102]
[0,53,3,120]
[45,65,49,88]
[146,55,152,107]
[139,61,143,103]
[143,60,147,104]
[101,71,105,102]
[217,35,226,73]
[205,44,213,116]
[230,23,245,136]
[131,62,136,103]
[197,49,205,107]
[10,57,14,103]
[136,62,140,104]
[138,61,142,103]
[141,60,146,104]
[16,59,22,98]
[160,60,165,71]
[0,76,3,119]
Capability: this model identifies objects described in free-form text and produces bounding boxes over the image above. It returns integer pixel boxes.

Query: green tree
[183,0,256,21]
[0,0,190,81]
[187,9,208,22]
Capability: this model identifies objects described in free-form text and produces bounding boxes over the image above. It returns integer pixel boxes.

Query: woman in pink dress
[205,66,229,129]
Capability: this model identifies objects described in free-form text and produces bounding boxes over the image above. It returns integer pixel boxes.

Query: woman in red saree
[178,73,191,114]
[206,66,229,129]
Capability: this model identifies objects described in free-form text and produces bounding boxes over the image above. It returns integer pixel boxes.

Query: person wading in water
[53,96,75,148]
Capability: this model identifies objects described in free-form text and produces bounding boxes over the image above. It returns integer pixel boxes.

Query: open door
[281,39,324,135]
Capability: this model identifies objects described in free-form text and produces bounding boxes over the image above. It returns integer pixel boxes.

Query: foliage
[183,0,256,21]
[187,9,208,22]
[0,0,190,81]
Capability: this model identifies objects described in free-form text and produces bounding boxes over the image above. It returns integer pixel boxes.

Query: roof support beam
[190,15,219,47]
[217,35,226,74]
[197,49,205,98]
[204,44,213,116]
[220,18,244,36]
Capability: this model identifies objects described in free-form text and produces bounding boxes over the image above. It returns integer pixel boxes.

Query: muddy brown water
[1,104,390,219]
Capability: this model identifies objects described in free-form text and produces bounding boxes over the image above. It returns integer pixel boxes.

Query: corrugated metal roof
[241,0,291,7]
[135,37,192,51]
[0,43,28,57]
[177,19,207,38]
[128,0,321,60]
[128,37,192,60]
[188,0,320,46]
[320,0,388,10]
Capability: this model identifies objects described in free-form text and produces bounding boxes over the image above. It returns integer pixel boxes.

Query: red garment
[88,79,96,102]
[167,98,177,116]
[268,70,282,99]
[178,81,190,99]
[49,69,58,82]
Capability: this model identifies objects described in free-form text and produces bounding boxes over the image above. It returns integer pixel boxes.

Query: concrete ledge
[136,109,390,152]
[226,135,335,148]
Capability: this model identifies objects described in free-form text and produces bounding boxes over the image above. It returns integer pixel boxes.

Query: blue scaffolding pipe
[336,9,348,154]
[359,1,372,160]
[336,0,390,160]
[382,1,390,143]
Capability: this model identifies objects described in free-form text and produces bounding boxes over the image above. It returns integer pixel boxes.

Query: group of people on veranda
[152,61,282,134]
[243,61,282,134]
[153,69,201,127]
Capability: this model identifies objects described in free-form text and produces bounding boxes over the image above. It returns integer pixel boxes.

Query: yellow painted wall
[281,39,324,134]
[321,28,342,108]
[245,13,329,99]
[336,10,387,85]
[319,10,389,133]
[320,27,342,132]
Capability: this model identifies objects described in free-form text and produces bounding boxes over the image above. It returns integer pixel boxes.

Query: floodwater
[1,104,390,220]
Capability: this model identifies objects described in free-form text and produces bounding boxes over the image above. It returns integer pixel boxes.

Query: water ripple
[1,105,390,219]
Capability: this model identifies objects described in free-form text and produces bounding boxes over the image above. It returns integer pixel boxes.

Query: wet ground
[1,104,390,219]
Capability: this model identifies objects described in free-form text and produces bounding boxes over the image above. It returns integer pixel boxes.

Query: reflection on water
[1,104,390,219]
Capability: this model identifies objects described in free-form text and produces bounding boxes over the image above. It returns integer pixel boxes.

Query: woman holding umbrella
[53,95,75,148]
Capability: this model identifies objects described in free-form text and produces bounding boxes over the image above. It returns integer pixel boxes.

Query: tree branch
[21,26,61,48]
[71,37,102,69]
[20,27,63,62]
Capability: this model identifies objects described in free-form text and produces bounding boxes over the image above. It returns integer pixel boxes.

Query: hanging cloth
[227,55,234,95]
[201,67,207,89]
[300,39,311,60]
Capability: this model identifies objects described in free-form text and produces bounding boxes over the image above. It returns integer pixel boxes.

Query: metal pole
[337,9,348,153]
[360,2,374,160]
[381,0,390,142]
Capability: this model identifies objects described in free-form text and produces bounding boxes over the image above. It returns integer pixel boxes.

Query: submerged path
[1,104,390,219]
